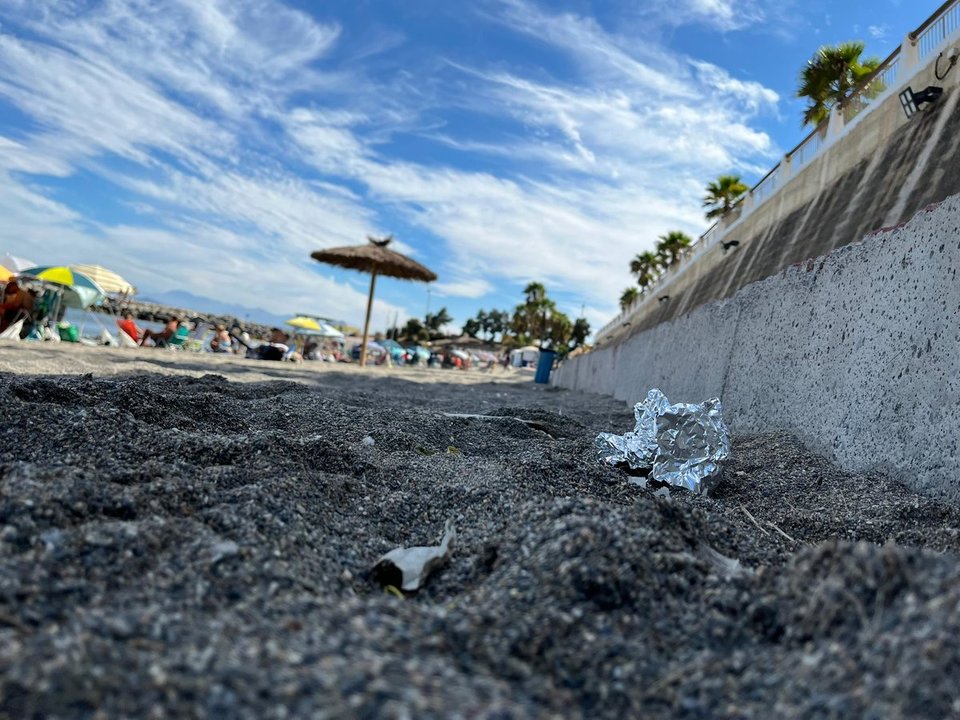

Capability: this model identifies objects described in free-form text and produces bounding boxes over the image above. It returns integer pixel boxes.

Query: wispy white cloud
[691,61,780,113]
[0,0,402,324]
[680,0,765,31]
[280,0,779,305]
[433,277,495,299]
[0,34,226,167]
[4,0,343,116]
[0,169,408,323]
[482,0,691,94]
[0,0,783,329]
[632,0,773,32]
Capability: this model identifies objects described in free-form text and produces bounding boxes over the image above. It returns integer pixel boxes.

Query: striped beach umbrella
[70,264,136,295]
[20,265,107,309]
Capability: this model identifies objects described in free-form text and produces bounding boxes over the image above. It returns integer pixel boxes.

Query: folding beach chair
[0,318,24,341]
[184,322,211,352]
[116,327,139,348]
[165,324,191,350]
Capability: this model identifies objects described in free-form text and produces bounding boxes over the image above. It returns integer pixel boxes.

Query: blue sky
[0,0,943,333]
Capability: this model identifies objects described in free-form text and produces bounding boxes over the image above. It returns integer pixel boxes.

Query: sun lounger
[165,325,191,350]
[185,322,211,352]
[117,328,139,348]
[0,318,24,341]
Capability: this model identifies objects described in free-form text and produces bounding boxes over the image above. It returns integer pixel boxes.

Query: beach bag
[58,323,79,343]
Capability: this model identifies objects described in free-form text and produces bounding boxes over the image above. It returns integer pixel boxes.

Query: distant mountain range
[139,289,344,329]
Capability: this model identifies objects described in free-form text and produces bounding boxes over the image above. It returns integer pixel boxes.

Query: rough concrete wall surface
[605,53,960,342]
[555,194,960,499]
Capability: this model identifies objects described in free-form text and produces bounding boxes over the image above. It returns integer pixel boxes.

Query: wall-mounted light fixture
[899,86,944,119]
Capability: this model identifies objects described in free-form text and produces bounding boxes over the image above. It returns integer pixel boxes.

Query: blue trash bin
[534,350,555,384]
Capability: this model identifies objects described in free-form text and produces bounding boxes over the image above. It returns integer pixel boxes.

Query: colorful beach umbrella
[0,264,12,283]
[287,316,346,338]
[70,264,136,295]
[286,316,323,331]
[20,265,106,309]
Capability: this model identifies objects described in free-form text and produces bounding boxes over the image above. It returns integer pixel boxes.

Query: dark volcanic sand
[2,370,960,718]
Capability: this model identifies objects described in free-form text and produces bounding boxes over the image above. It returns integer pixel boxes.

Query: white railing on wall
[596,0,960,342]
[843,54,901,124]
[790,127,824,172]
[751,165,780,206]
[917,0,960,58]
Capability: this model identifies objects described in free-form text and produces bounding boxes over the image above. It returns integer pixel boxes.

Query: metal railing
[750,164,780,207]
[790,128,820,171]
[596,0,960,343]
[915,0,960,58]
[842,53,901,125]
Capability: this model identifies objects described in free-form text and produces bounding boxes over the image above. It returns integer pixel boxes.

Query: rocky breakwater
[95,297,274,339]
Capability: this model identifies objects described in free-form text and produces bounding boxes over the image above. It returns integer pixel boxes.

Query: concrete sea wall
[598,33,960,345]
[555,194,960,499]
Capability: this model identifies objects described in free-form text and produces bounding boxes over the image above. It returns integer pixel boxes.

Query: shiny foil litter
[596,388,730,494]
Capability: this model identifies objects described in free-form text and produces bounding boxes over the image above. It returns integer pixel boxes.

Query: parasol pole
[360,267,378,368]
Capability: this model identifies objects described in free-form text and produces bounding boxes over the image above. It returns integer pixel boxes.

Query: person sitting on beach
[139,316,179,347]
[210,325,232,353]
[116,311,142,343]
[244,328,289,361]
[0,281,34,333]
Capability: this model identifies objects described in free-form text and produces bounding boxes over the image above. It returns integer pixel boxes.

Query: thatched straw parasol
[311,236,436,367]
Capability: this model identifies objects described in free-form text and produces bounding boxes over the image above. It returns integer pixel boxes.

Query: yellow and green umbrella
[286,316,323,332]
[20,265,107,309]
[287,316,345,338]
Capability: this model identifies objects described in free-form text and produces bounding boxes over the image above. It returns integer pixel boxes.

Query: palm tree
[570,317,590,348]
[425,307,452,335]
[463,318,482,338]
[517,282,555,347]
[656,231,694,267]
[797,41,881,127]
[486,309,507,342]
[629,251,661,290]
[546,310,573,350]
[703,175,749,220]
[402,317,424,341]
[523,281,546,305]
[619,286,640,312]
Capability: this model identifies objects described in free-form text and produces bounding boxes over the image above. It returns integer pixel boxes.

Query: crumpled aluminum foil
[371,519,456,592]
[596,388,730,494]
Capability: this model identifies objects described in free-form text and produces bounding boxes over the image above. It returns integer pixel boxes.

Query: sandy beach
[2,342,960,718]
